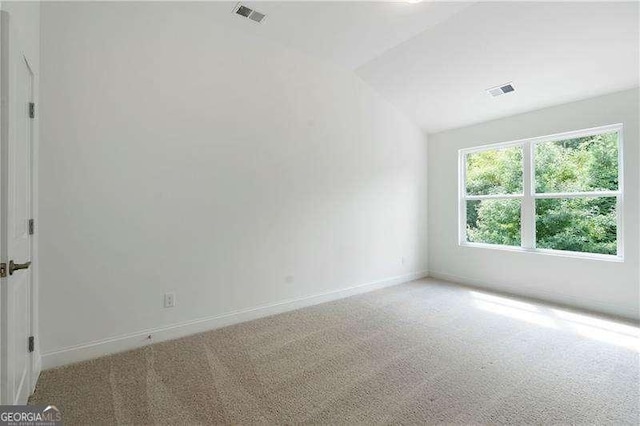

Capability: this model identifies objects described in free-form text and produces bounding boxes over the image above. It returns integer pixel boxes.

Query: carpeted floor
[30,278,639,425]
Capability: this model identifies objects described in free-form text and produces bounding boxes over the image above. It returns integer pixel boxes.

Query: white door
[0,11,35,405]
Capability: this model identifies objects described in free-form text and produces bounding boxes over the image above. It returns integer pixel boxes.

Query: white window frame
[458,123,624,261]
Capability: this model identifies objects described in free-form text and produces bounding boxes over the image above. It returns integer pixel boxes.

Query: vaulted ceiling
[226,1,639,133]
[236,1,475,70]
[356,1,640,133]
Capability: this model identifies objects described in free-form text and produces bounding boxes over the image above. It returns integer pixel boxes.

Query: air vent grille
[248,11,266,23]
[486,82,515,97]
[236,5,252,17]
[234,3,267,24]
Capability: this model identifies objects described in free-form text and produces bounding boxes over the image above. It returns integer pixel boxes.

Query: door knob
[9,260,31,275]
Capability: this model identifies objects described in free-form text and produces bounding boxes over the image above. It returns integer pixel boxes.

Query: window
[459,124,623,259]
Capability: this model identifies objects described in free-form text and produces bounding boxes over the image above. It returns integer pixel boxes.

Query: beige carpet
[30,278,639,425]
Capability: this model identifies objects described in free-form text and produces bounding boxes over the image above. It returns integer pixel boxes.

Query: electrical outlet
[164,292,176,308]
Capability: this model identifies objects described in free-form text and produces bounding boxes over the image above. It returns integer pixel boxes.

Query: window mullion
[521,141,535,249]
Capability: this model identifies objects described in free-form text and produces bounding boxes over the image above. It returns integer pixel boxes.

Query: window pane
[466,146,523,195]
[536,197,617,255]
[535,131,619,193]
[467,199,521,246]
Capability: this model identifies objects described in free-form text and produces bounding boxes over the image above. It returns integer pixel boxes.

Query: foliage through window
[467,199,521,247]
[466,146,523,195]
[460,125,622,258]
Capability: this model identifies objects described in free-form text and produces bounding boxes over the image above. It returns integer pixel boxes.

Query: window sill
[459,242,624,263]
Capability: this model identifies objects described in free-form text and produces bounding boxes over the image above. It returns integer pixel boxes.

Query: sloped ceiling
[232,1,475,70]
[218,1,638,133]
[355,1,640,133]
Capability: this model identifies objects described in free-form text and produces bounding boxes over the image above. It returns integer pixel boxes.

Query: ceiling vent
[486,82,515,97]
[233,3,267,24]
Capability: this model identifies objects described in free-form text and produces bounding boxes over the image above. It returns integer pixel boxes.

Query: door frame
[0,10,40,404]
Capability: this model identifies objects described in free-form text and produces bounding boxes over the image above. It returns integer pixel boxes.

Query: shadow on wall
[470,291,639,352]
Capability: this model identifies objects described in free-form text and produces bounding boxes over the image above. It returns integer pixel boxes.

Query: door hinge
[0,263,6,278]
[28,336,35,353]
[29,102,35,119]
[28,219,35,235]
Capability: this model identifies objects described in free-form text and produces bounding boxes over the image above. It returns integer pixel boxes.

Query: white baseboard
[429,270,639,322]
[42,271,429,370]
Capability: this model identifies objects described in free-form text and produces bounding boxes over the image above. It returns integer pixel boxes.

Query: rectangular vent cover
[486,82,515,97]
[234,3,267,24]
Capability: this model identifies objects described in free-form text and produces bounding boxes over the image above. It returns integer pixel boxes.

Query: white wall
[39,2,428,365]
[428,89,639,320]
